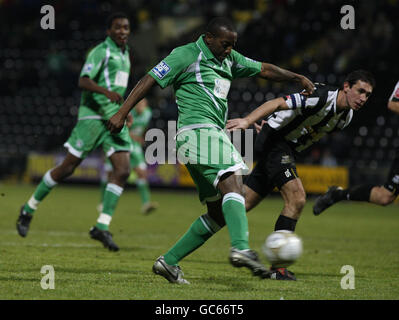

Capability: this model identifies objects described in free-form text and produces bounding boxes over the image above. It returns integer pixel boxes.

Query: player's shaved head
[204,17,237,62]
[206,17,236,37]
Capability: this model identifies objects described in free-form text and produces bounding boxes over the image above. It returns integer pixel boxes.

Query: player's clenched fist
[107,112,125,133]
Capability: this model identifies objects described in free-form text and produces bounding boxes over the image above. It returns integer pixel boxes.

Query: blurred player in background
[313,80,399,214]
[17,13,132,251]
[107,17,315,284]
[99,98,158,214]
[227,70,375,279]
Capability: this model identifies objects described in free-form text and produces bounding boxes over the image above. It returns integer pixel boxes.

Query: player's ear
[343,81,350,92]
[204,32,214,45]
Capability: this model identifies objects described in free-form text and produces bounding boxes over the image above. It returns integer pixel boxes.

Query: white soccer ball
[262,231,303,268]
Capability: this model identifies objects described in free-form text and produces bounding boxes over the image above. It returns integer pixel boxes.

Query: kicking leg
[90,151,130,251]
[218,172,270,278]
[17,153,82,237]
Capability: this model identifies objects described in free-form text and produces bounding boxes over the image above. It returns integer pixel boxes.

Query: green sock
[164,214,221,266]
[99,179,107,203]
[24,170,58,214]
[137,178,150,204]
[222,193,249,250]
[96,183,123,231]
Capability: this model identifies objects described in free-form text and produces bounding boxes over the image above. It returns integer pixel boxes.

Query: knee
[56,162,78,180]
[289,191,307,214]
[136,168,147,180]
[63,164,76,177]
[241,185,246,198]
[218,172,244,196]
[207,203,226,228]
[379,194,395,206]
[113,166,130,182]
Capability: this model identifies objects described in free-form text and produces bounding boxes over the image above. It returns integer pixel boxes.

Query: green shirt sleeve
[148,46,193,89]
[80,46,105,79]
[230,50,262,79]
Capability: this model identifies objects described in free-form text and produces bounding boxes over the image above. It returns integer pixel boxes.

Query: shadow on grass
[0,276,39,282]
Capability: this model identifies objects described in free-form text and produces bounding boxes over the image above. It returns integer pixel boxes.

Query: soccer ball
[262,231,303,268]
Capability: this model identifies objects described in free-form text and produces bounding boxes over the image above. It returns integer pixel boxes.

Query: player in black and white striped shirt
[313,80,399,215]
[227,70,375,280]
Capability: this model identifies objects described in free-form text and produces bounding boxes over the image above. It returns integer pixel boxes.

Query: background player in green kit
[107,17,315,283]
[99,98,158,214]
[17,13,132,251]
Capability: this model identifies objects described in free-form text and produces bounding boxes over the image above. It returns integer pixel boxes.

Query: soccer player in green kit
[99,98,158,214]
[107,18,315,283]
[17,13,132,251]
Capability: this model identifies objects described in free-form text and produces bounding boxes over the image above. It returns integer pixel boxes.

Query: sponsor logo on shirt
[152,61,171,79]
[114,71,129,87]
[213,78,231,99]
[83,63,93,73]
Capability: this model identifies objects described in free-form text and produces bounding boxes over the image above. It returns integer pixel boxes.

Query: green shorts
[130,140,147,170]
[104,139,146,172]
[64,119,131,159]
[176,127,248,204]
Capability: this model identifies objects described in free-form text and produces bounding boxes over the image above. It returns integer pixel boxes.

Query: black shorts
[244,133,298,198]
[384,148,399,195]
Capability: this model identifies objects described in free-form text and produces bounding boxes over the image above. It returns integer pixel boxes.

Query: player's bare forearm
[78,77,108,95]
[107,74,155,133]
[388,101,399,115]
[246,97,287,125]
[259,63,315,94]
[79,77,123,102]
[118,74,155,118]
[227,97,287,131]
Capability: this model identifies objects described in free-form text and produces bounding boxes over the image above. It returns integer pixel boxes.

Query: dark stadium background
[1,0,398,189]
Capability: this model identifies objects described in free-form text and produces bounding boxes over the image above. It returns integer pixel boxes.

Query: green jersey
[148,35,261,131]
[79,36,131,120]
[130,106,152,137]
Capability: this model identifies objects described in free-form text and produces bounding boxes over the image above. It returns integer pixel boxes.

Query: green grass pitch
[0,183,398,300]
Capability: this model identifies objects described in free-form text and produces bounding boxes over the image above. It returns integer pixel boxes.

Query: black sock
[274,215,297,232]
[347,184,374,201]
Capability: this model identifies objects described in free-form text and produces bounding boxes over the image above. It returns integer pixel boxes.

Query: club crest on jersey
[152,61,171,79]
[83,63,93,73]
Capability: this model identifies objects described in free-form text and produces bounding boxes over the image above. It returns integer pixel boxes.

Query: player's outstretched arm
[107,74,156,133]
[259,63,315,95]
[226,97,288,131]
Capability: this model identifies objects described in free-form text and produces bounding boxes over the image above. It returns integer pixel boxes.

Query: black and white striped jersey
[267,83,353,153]
[389,80,399,102]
